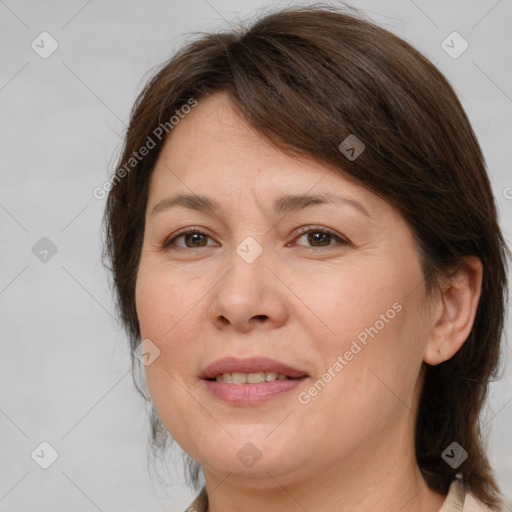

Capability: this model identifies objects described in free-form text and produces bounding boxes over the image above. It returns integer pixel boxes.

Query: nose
[207,244,289,333]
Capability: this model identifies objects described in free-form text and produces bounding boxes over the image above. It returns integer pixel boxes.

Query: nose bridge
[223,233,268,299]
[208,232,288,330]
[235,234,265,266]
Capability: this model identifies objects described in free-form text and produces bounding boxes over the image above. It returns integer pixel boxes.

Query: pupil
[309,232,330,246]
[186,233,206,247]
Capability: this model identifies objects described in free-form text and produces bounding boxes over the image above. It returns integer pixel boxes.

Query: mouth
[200,356,309,381]
[200,357,309,405]
[207,371,298,384]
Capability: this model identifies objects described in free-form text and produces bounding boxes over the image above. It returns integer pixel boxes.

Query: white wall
[1,1,511,510]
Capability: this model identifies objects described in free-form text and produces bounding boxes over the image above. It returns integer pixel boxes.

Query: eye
[292,226,348,248]
[162,225,349,250]
[163,228,216,249]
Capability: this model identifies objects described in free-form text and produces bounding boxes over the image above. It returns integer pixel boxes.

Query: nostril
[254,315,268,321]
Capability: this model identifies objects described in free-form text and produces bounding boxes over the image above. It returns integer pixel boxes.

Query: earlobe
[423,256,483,366]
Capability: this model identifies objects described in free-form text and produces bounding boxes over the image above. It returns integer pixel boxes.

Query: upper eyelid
[163,226,217,247]
[295,225,344,239]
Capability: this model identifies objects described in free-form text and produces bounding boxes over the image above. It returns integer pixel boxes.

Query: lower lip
[203,377,308,405]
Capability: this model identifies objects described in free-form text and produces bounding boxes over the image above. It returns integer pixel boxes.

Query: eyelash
[162,225,349,250]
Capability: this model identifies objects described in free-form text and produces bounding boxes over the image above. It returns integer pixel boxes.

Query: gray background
[0,0,511,511]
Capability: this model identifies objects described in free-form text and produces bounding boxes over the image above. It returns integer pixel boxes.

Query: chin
[193,431,305,479]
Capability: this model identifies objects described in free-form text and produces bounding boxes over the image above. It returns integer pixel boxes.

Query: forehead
[155,92,312,176]
[147,92,393,227]
[151,93,348,193]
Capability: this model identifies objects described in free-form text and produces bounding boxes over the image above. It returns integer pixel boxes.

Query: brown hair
[102,4,510,509]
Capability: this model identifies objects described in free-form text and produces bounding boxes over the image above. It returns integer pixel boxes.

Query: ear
[423,256,483,366]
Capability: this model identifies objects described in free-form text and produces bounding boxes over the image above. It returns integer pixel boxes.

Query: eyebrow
[150,192,373,220]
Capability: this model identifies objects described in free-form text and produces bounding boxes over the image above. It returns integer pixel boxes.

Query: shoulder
[463,492,495,512]
[440,477,497,512]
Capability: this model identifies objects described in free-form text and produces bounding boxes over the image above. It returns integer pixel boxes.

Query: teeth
[247,372,266,384]
[214,372,290,384]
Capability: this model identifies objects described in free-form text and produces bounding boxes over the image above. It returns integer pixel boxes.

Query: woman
[103,5,510,511]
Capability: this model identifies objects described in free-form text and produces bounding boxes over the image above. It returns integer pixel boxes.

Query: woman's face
[135,92,434,485]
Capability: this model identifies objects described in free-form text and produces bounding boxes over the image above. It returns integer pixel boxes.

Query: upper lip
[200,357,309,380]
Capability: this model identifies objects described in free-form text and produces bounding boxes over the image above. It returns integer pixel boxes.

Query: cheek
[303,262,426,411]
[135,262,202,340]
[332,301,425,418]
[295,261,400,353]
[135,261,212,382]
[135,266,208,445]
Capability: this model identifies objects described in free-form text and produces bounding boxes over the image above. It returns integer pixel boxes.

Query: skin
[135,92,483,512]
